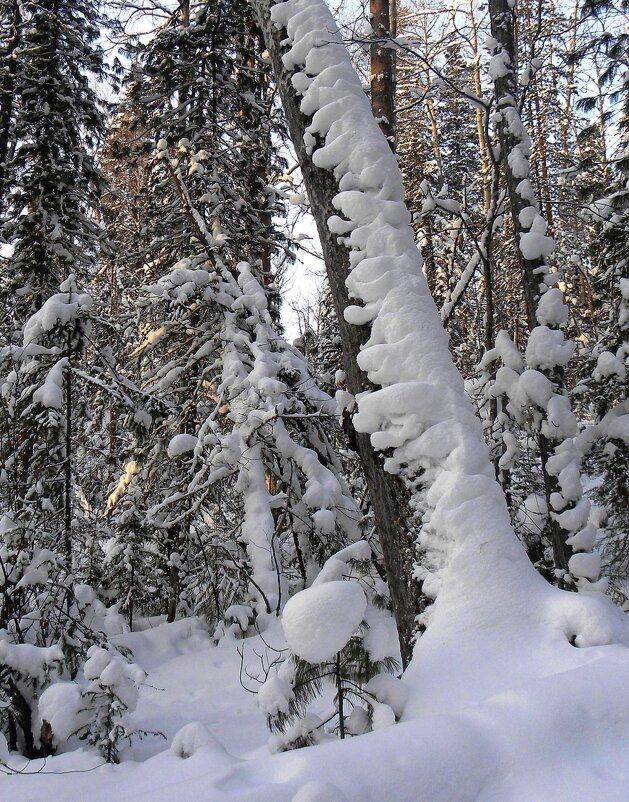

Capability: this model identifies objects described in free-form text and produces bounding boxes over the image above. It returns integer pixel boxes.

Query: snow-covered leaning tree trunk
[251,0,617,660]
[253,0,422,667]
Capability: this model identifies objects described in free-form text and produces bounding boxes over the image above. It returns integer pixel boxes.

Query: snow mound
[364,674,408,718]
[282,581,366,663]
[258,675,294,716]
[171,721,228,761]
[115,617,211,670]
[371,702,396,730]
[37,683,87,744]
[167,434,198,458]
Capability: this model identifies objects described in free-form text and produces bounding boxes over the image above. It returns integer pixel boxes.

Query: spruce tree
[0,0,125,756]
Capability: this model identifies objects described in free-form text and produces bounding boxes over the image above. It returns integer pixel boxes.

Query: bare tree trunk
[467,0,492,212]
[371,0,396,147]
[336,651,345,739]
[559,0,580,163]
[253,0,423,667]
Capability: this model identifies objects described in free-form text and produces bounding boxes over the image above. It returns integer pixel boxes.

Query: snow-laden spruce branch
[256,0,628,642]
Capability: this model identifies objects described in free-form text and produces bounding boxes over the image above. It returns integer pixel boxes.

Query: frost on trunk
[251,0,627,648]
[486,0,603,590]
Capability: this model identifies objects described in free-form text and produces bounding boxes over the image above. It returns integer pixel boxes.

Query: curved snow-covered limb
[143,255,362,618]
[254,0,628,645]
[236,441,283,617]
[486,0,602,590]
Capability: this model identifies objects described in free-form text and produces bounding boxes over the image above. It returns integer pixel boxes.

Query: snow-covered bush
[76,647,146,763]
[0,638,63,756]
[258,543,405,751]
[0,513,132,758]
[37,646,146,763]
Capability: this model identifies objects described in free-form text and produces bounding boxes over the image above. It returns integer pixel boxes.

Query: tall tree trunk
[559,0,580,163]
[253,0,422,667]
[467,0,492,212]
[489,0,575,579]
[371,0,396,147]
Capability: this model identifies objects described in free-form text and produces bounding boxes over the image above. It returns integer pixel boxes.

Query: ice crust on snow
[282,581,366,663]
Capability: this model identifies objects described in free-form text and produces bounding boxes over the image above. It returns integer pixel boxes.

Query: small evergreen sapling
[258,542,405,751]
[36,645,147,763]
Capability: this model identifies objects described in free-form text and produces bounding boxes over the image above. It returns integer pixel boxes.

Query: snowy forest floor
[4,616,629,802]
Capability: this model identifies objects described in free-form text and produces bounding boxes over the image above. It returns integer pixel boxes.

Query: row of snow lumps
[272,0,505,486]
[483,333,599,584]
[353,380,495,482]
[355,284,464,383]
[307,93,404,200]
[274,0,404,196]
[332,193,412,239]
[272,0,590,607]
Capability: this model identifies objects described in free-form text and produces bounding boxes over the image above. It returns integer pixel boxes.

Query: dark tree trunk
[6,676,37,757]
[252,0,423,668]
[371,0,396,147]
[336,651,345,739]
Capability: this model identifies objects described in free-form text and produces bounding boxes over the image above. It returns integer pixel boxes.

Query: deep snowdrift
[3,615,629,801]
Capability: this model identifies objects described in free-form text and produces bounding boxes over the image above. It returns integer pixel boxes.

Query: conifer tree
[0,0,126,756]
[259,542,403,751]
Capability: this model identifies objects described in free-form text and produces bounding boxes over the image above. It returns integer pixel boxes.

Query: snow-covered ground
[4,611,629,802]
